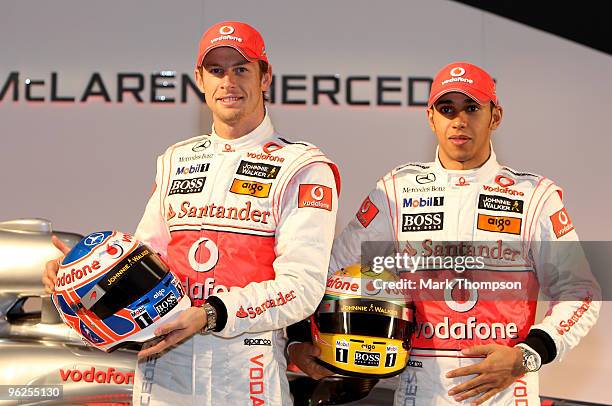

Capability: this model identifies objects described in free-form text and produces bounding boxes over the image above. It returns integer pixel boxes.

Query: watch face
[525,354,538,371]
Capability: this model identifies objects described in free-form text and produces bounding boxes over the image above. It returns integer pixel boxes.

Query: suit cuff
[206,296,227,332]
[520,328,557,364]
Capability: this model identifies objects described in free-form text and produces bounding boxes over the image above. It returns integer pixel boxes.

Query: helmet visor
[315,299,413,341]
[81,246,170,320]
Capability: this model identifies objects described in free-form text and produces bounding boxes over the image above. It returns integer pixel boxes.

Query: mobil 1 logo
[385,345,398,367]
[335,339,349,363]
[354,351,381,367]
[131,307,154,329]
[402,212,444,231]
[154,291,178,317]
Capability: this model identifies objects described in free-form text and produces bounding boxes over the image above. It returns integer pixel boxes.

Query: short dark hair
[258,60,270,103]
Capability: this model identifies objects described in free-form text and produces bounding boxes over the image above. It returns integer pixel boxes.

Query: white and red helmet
[52,231,190,352]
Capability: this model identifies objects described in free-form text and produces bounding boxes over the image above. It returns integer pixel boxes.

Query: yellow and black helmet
[312,264,414,378]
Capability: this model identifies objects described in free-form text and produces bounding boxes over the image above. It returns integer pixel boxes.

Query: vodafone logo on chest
[482,175,524,196]
[495,175,515,187]
[188,238,219,273]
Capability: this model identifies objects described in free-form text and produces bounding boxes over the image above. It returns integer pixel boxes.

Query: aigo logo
[477,214,521,235]
[188,238,219,273]
[230,179,272,198]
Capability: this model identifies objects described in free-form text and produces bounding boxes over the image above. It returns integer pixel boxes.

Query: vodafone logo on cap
[219,25,234,35]
[189,238,219,273]
[450,67,466,77]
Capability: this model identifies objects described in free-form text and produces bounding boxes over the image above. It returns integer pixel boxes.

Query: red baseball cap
[195,21,269,69]
[428,62,499,108]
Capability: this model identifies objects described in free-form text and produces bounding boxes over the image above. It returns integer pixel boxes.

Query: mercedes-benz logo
[416,173,436,184]
[192,139,211,152]
[84,232,105,246]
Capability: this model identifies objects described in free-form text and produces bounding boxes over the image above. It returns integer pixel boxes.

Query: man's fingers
[42,257,60,292]
[305,358,333,380]
[291,343,333,379]
[472,388,501,405]
[448,375,487,396]
[51,235,71,255]
[137,332,182,359]
[462,344,494,356]
[42,275,54,293]
[309,343,322,357]
[446,363,481,379]
[138,340,168,358]
[451,383,490,402]
[154,320,182,336]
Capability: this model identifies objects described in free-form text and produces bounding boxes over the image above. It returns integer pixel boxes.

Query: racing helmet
[312,264,414,378]
[52,231,191,352]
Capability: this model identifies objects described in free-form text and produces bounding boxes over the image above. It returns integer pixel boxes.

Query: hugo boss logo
[402,212,444,232]
[169,177,206,195]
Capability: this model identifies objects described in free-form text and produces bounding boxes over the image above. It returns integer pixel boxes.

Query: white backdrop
[1,0,610,402]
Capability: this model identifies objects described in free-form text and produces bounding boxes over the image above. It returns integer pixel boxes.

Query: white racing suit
[132,113,340,406]
[329,148,600,405]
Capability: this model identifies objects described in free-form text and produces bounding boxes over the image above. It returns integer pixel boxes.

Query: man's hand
[287,342,334,380]
[137,306,207,358]
[446,344,525,405]
[42,235,71,293]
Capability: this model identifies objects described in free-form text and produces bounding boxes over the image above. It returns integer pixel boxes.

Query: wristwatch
[515,343,541,373]
[199,303,217,334]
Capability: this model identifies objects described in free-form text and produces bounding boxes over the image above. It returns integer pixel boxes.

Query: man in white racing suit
[44,21,339,406]
[131,20,341,406]
[288,62,600,405]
